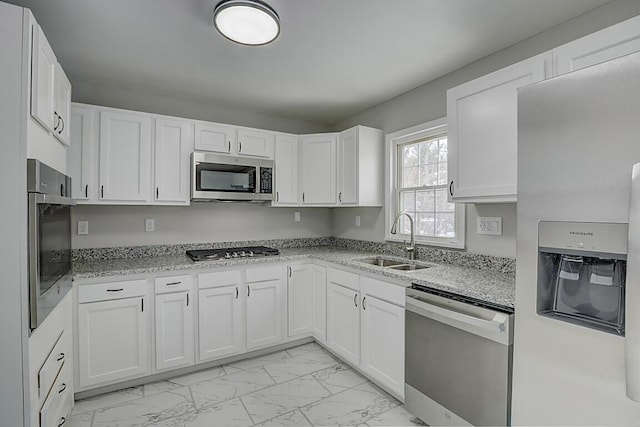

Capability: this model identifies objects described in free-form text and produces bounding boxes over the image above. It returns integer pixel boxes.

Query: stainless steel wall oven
[27,159,74,331]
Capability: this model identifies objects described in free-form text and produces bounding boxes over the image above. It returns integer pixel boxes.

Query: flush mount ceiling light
[213,0,280,46]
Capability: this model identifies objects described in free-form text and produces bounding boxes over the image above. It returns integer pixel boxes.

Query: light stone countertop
[72,246,515,309]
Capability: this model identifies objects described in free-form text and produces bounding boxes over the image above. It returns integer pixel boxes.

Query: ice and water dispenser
[538,221,628,335]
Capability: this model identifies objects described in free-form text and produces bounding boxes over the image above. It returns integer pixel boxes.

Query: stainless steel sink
[359,257,406,267]
[388,264,430,271]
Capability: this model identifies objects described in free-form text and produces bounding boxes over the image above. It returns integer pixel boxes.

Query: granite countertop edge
[72,247,515,309]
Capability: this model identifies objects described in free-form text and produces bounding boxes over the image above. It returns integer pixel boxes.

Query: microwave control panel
[260,168,273,194]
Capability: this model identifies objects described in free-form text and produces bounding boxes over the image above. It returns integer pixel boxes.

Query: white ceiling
[10,0,611,125]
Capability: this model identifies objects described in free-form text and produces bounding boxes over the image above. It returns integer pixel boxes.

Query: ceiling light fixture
[213,0,280,46]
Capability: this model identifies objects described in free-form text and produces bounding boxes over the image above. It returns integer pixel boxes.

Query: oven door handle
[406,296,510,340]
[31,193,76,206]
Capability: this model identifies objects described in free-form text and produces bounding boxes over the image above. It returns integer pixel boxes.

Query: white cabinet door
[553,15,640,76]
[30,23,57,133]
[327,282,360,366]
[78,297,149,387]
[447,51,551,203]
[198,285,243,362]
[194,122,235,154]
[361,295,404,397]
[312,265,327,342]
[300,134,337,205]
[154,118,193,205]
[246,273,284,350]
[68,106,96,201]
[99,111,152,203]
[287,265,313,337]
[52,63,71,146]
[273,134,299,206]
[237,129,275,158]
[338,127,358,205]
[155,291,195,371]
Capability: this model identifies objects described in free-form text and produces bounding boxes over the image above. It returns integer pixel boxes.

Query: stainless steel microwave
[191,152,273,202]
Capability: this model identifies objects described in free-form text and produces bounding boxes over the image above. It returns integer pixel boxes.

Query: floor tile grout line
[299,406,315,427]
[238,394,257,425]
[248,408,299,427]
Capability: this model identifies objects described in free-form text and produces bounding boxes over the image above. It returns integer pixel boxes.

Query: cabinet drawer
[327,267,360,292]
[198,270,241,290]
[246,265,281,283]
[361,276,405,307]
[78,280,147,303]
[154,274,193,294]
[38,331,67,401]
[40,362,72,427]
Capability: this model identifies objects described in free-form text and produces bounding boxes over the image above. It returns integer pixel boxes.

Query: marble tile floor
[69,342,426,427]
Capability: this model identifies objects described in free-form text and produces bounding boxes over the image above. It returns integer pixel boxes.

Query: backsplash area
[73,237,515,275]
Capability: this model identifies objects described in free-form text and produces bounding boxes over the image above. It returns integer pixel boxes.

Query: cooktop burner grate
[186,246,280,262]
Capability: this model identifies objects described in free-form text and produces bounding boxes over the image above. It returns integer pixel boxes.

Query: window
[386,118,465,248]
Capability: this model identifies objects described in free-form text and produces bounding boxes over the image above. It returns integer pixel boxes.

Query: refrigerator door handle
[626,162,640,402]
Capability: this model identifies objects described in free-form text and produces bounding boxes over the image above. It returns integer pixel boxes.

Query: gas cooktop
[186,246,280,262]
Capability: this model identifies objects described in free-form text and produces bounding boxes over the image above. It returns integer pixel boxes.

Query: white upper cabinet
[154,118,193,205]
[338,126,383,206]
[30,20,72,147]
[553,15,640,76]
[273,134,299,206]
[52,64,71,145]
[447,51,551,203]
[300,133,337,205]
[194,122,235,154]
[68,106,96,201]
[30,23,57,134]
[237,128,275,158]
[99,111,152,203]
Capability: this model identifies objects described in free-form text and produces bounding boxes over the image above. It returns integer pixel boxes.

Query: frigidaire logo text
[569,231,593,236]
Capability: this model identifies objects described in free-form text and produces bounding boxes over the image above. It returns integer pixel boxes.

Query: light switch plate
[477,217,502,235]
[77,220,89,235]
[355,216,361,227]
[294,212,301,222]
[145,218,155,232]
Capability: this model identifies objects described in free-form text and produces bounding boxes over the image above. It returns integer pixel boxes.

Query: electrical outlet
[145,218,155,232]
[77,220,89,235]
[294,211,301,222]
[477,217,502,235]
[355,216,361,227]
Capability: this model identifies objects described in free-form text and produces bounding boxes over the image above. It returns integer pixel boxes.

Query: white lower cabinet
[155,275,195,371]
[326,268,361,366]
[77,281,150,388]
[246,266,284,350]
[311,265,327,342]
[361,294,405,397]
[73,262,404,400]
[287,264,314,337]
[198,271,243,362]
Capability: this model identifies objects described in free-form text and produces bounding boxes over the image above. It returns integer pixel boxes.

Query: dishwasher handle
[406,295,512,344]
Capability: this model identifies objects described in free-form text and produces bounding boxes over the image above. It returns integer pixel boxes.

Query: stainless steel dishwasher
[405,284,514,426]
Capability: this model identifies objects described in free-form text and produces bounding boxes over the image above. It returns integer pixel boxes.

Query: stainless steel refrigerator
[514,51,640,424]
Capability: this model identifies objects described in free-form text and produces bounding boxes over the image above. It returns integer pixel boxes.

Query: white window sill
[385,234,465,250]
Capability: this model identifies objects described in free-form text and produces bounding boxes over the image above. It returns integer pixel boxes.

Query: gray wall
[0,3,28,425]
[331,0,640,258]
[72,79,331,135]
[71,204,332,248]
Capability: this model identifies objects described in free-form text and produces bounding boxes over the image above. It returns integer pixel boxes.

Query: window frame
[385,118,466,249]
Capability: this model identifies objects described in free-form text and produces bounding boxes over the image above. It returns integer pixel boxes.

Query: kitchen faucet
[390,211,416,260]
